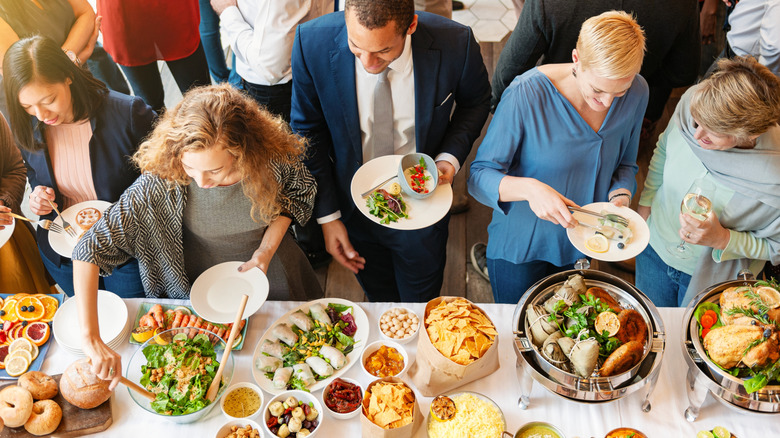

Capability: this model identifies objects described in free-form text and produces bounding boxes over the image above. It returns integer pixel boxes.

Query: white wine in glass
[667,177,716,259]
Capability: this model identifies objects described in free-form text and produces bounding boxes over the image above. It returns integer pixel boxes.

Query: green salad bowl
[126,326,235,423]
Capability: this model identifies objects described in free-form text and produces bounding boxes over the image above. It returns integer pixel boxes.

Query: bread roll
[24,399,62,436]
[0,385,33,427]
[59,359,112,409]
[18,371,58,400]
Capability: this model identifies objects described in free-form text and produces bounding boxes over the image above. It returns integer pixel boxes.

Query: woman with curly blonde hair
[72,84,321,386]
[636,56,780,307]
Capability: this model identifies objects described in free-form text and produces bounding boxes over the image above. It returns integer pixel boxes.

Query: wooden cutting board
[0,374,112,437]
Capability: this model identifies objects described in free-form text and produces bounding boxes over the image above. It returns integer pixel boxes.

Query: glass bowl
[125,326,235,424]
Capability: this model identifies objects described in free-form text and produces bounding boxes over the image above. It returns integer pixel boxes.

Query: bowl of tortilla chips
[360,378,422,435]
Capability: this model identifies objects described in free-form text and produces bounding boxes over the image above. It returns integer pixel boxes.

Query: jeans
[120,42,211,113]
[635,244,691,307]
[242,80,292,122]
[85,43,130,94]
[487,257,570,304]
[40,251,145,298]
[198,0,241,86]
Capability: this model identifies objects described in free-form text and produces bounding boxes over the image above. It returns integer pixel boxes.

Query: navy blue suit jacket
[291,11,490,221]
[21,91,156,265]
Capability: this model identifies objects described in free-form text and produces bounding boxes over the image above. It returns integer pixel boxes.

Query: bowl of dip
[220,382,264,421]
[514,421,566,438]
[361,340,409,379]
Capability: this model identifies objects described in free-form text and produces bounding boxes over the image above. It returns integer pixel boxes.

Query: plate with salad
[350,155,452,230]
[251,298,369,394]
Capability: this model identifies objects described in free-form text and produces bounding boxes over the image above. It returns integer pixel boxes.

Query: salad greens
[140,333,221,415]
[549,294,621,359]
[367,190,408,224]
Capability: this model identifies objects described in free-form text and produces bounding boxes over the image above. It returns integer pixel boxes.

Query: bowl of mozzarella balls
[378,307,420,344]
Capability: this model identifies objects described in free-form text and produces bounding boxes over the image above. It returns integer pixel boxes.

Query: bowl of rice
[426,391,506,438]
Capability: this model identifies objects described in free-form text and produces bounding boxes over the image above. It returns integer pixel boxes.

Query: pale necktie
[371,68,394,160]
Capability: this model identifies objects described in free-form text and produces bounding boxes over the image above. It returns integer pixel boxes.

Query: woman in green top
[636,56,780,307]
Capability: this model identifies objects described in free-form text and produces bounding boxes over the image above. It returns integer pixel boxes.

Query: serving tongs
[568,206,629,227]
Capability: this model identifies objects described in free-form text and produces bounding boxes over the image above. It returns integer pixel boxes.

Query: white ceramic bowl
[215,419,262,438]
[262,390,323,438]
[220,381,264,421]
[377,306,420,345]
[321,377,363,420]
[360,340,410,379]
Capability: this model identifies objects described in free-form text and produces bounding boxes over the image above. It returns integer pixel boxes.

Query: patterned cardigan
[72,158,316,298]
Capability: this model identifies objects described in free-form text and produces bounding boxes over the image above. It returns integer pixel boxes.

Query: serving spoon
[206,294,249,402]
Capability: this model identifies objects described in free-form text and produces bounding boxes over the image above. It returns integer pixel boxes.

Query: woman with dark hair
[3,35,156,297]
[72,84,321,386]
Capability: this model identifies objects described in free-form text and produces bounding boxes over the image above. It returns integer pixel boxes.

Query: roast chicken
[704,324,779,368]
[719,286,780,327]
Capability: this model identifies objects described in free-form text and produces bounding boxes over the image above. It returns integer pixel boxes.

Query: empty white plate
[190,261,268,324]
[52,290,128,351]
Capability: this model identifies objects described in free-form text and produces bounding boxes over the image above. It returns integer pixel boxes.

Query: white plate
[566,202,650,262]
[251,298,369,395]
[350,155,453,230]
[48,200,112,258]
[190,261,269,324]
[0,217,15,249]
[52,290,128,351]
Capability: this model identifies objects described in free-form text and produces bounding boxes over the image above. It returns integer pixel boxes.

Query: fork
[45,199,77,237]
[568,205,629,227]
[4,212,65,233]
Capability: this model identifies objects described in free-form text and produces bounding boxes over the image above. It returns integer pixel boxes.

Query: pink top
[46,120,97,209]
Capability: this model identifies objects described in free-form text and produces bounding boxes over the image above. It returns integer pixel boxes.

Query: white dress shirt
[317,35,459,224]
[220,0,332,85]
[727,0,780,75]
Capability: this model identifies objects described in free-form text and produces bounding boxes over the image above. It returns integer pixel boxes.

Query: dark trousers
[241,79,293,122]
[85,43,130,94]
[344,212,449,302]
[241,78,329,263]
[199,0,241,86]
[120,42,211,113]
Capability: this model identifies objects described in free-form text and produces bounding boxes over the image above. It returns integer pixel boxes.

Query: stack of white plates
[52,290,130,356]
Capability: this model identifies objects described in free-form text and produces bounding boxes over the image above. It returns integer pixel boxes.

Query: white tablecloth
[39,300,776,437]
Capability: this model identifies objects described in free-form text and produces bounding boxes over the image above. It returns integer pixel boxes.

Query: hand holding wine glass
[667,177,716,259]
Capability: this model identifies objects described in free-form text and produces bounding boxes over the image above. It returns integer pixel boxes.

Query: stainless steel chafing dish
[682,272,780,420]
[512,261,665,410]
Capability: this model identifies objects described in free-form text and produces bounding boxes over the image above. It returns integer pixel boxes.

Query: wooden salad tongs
[206,294,249,402]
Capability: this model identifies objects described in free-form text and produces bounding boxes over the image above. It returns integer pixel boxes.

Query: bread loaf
[59,359,112,409]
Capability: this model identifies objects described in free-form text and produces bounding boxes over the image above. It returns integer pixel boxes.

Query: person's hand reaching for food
[29,186,56,216]
[521,179,578,228]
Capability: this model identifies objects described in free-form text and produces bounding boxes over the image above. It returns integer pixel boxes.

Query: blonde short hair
[690,56,780,143]
[576,10,646,79]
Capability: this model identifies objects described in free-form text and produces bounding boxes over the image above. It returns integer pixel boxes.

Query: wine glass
[667,177,716,259]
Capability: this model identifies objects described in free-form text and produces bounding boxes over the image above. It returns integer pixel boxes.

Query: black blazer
[21,91,156,265]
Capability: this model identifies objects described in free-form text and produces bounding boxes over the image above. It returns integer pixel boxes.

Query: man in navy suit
[291,0,489,302]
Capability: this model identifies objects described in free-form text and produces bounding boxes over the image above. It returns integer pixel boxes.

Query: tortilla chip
[365,381,415,429]
[425,298,497,364]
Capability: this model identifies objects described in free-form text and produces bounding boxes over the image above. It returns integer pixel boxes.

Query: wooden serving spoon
[120,376,156,402]
[206,294,249,402]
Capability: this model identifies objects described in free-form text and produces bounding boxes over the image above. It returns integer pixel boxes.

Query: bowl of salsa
[321,377,362,420]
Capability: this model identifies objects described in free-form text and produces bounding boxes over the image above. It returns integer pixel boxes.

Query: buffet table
[39,300,776,437]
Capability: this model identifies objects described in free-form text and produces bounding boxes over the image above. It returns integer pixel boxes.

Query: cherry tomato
[701,327,711,339]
